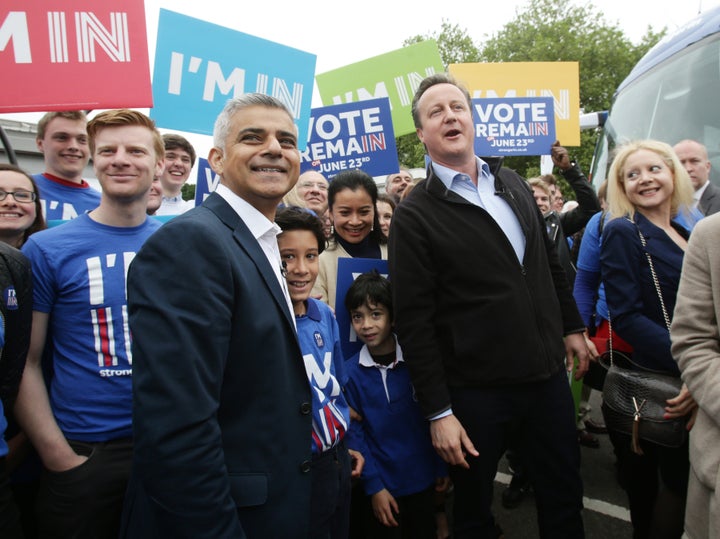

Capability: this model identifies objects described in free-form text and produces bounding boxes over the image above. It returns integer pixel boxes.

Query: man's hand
[429,415,478,469]
[435,476,451,493]
[551,140,572,171]
[348,448,364,478]
[565,332,591,380]
[371,488,399,527]
[45,448,88,473]
[349,406,362,422]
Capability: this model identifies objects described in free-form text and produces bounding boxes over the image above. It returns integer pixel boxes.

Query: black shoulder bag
[600,220,687,454]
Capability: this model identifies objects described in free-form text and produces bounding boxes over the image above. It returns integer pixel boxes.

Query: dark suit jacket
[699,181,720,216]
[121,193,312,538]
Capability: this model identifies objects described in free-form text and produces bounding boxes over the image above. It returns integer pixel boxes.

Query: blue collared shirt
[432,158,526,263]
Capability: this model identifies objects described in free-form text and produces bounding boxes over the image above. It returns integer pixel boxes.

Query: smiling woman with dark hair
[0,164,46,248]
[311,169,387,309]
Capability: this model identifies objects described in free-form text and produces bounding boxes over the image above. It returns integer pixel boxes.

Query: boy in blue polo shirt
[344,271,448,538]
[275,207,363,539]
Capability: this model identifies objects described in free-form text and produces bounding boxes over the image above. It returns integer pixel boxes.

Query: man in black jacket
[545,141,601,285]
[389,73,591,538]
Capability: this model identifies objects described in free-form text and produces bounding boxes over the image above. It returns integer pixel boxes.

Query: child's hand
[349,406,363,422]
[348,449,364,478]
[435,476,451,493]
[371,489,399,527]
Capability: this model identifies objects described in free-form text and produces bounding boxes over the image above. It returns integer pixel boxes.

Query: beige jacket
[311,242,388,310]
[671,211,720,538]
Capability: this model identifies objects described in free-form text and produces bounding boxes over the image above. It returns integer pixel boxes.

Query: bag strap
[632,222,671,332]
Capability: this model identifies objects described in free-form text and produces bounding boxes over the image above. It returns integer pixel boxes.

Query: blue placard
[300,98,398,179]
[472,97,556,157]
[151,10,316,148]
[194,158,219,206]
[335,257,390,361]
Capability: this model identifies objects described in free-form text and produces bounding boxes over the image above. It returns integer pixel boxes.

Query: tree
[396,0,664,191]
[480,0,664,184]
[181,182,196,202]
[397,21,482,170]
[404,20,482,66]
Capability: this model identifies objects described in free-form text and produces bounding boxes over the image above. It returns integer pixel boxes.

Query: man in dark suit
[389,73,591,538]
[121,94,312,538]
[674,139,720,216]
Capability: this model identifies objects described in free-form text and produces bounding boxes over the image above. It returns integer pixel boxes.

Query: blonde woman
[600,139,697,539]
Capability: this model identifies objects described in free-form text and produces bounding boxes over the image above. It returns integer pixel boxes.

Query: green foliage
[396,132,427,169]
[405,20,482,66]
[394,0,666,178]
[181,182,196,202]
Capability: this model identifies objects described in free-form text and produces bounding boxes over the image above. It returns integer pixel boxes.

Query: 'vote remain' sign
[472,97,556,156]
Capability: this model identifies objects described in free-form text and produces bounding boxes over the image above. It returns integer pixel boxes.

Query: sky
[5,0,720,178]
[141,0,720,76]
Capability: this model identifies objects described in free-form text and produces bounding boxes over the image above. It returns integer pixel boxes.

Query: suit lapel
[204,193,297,331]
[699,183,720,216]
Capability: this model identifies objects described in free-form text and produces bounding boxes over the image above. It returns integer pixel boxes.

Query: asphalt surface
[489,389,633,538]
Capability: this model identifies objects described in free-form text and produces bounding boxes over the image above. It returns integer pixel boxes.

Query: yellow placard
[450,62,580,147]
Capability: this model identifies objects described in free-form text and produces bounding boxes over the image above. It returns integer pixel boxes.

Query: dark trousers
[607,428,688,539]
[310,440,352,539]
[450,370,585,539]
[0,458,23,539]
[35,438,132,539]
[366,485,436,539]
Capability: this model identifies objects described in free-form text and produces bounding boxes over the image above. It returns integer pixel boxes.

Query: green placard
[316,40,445,137]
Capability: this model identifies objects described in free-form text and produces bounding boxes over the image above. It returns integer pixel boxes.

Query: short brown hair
[163,133,196,166]
[411,73,472,129]
[36,111,87,140]
[87,110,164,161]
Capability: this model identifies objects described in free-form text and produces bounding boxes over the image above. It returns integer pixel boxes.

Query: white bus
[590,5,720,186]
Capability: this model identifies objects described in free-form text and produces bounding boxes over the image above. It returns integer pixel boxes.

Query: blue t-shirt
[296,298,350,455]
[22,213,161,441]
[33,173,101,221]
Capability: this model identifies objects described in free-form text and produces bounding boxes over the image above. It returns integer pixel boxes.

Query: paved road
[489,389,633,538]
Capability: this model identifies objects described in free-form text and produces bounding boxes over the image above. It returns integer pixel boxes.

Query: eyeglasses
[298,181,328,191]
[0,189,36,203]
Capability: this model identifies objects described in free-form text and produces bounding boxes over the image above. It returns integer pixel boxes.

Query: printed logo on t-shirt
[86,252,136,374]
[4,286,18,310]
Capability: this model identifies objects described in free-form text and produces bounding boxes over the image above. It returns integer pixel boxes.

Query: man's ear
[154,158,165,179]
[36,137,45,153]
[416,127,425,144]
[208,147,224,175]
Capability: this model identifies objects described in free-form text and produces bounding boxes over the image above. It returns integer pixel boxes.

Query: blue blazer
[121,193,312,538]
[601,213,688,375]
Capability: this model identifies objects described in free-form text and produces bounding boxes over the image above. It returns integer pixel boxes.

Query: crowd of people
[0,72,718,539]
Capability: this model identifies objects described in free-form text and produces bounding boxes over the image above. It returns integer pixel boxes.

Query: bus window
[592,10,720,187]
